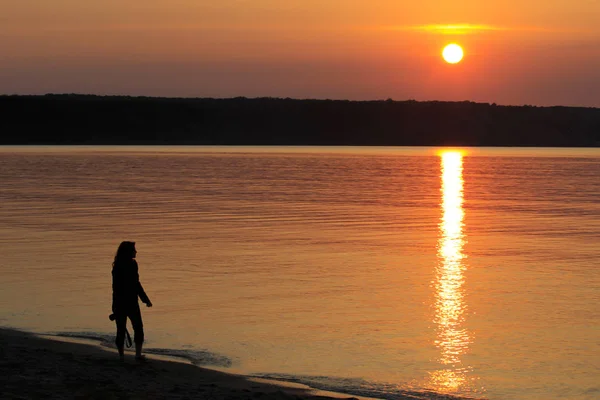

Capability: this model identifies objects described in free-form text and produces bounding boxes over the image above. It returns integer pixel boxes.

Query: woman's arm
[138,282,152,306]
[134,261,152,306]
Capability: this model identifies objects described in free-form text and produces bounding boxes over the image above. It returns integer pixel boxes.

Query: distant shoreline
[2,94,599,147]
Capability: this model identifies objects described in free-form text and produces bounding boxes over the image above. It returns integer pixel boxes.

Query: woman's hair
[113,241,136,267]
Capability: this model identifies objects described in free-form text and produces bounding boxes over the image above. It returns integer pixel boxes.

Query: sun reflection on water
[429,151,472,392]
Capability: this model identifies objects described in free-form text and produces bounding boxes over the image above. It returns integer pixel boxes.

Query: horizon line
[1,93,598,110]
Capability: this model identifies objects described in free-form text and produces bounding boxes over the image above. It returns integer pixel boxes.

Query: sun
[442,44,464,64]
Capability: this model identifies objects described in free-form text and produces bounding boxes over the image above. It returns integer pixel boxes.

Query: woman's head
[113,241,137,265]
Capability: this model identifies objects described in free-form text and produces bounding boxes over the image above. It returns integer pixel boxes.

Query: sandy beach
[0,328,365,400]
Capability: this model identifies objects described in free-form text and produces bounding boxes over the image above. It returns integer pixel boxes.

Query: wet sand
[0,328,361,400]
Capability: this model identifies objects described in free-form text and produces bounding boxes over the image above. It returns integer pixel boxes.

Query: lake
[1,146,599,399]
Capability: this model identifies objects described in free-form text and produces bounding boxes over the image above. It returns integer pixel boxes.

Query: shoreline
[3,95,600,147]
[0,327,366,400]
[0,327,479,400]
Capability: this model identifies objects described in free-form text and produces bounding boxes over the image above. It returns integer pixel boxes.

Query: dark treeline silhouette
[2,94,600,146]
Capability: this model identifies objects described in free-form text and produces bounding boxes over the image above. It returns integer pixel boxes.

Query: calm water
[1,146,599,399]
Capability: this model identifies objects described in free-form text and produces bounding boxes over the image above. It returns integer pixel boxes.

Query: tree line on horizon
[1,94,599,146]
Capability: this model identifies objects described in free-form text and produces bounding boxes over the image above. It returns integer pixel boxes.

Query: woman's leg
[129,304,145,358]
[114,313,127,360]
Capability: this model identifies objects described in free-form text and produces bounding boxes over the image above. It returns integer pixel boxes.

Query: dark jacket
[112,259,150,311]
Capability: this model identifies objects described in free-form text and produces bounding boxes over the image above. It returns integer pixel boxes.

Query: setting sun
[442,44,464,64]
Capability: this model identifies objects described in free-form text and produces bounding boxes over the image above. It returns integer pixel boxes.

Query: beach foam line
[0,327,370,400]
[49,331,234,368]
[251,374,481,400]
[42,333,472,399]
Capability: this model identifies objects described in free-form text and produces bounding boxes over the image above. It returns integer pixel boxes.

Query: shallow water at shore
[1,146,599,399]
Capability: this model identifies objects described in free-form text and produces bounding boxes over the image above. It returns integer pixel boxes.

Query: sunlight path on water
[429,151,475,393]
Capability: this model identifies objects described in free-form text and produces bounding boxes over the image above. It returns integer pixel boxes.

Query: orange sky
[2,0,599,106]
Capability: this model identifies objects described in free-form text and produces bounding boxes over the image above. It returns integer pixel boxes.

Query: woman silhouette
[112,241,152,361]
